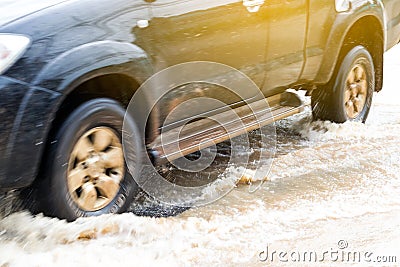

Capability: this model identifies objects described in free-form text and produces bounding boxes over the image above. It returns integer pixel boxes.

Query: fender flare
[314,1,385,86]
[32,40,154,94]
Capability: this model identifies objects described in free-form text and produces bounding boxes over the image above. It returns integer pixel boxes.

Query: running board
[150,91,305,164]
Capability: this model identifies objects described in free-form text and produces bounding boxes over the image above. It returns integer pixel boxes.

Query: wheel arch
[32,43,158,185]
[335,15,384,92]
[48,72,142,138]
[315,10,385,92]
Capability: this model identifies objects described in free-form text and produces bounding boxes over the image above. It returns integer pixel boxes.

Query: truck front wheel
[37,98,141,221]
[312,45,375,123]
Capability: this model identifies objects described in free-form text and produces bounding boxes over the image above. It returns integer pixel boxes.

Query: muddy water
[1,47,400,266]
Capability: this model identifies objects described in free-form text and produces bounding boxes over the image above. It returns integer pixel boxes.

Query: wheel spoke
[347,68,356,84]
[354,66,363,81]
[358,79,368,95]
[79,183,97,210]
[74,137,93,161]
[345,100,355,118]
[344,89,352,102]
[93,130,113,152]
[102,147,124,168]
[68,168,87,192]
[96,175,119,199]
[353,97,363,113]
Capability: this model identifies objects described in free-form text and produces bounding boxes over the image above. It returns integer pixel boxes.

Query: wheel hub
[344,64,368,119]
[67,127,125,211]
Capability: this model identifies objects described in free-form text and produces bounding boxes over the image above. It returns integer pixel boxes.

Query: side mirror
[335,0,352,12]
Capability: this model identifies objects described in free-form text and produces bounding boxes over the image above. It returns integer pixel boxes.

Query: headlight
[0,34,30,75]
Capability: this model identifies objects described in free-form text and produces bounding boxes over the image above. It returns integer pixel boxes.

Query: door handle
[243,0,265,13]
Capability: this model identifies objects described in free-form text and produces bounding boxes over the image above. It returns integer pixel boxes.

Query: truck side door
[137,0,269,98]
[262,0,307,95]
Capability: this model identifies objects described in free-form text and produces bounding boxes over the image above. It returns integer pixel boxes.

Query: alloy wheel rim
[67,127,124,211]
[344,63,368,119]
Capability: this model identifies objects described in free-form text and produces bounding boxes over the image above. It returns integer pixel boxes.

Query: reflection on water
[1,48,400,266]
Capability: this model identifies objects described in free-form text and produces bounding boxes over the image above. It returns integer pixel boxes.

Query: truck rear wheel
[312,45,374,123]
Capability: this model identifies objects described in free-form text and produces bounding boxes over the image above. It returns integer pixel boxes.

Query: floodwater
[1,46,400,266]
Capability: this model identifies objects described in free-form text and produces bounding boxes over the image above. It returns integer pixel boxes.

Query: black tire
[312,45,375,123]
[37,98,142,221]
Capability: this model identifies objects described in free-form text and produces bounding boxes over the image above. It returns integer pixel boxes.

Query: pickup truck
[1,0,400,220]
